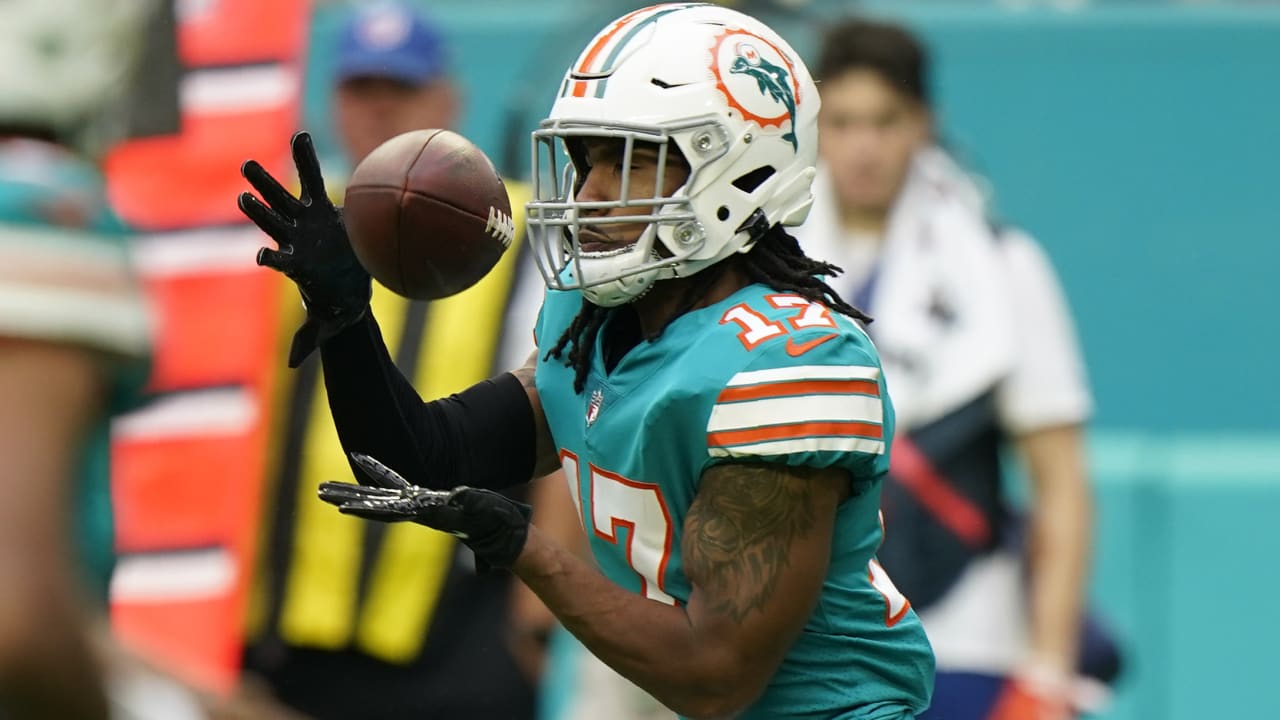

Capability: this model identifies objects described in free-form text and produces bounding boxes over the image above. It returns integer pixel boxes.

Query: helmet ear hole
[716,205,730,221]
[732,165,776,193]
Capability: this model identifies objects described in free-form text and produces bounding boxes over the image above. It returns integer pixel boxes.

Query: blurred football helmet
[0,0,156,133]
[528,3,820,307]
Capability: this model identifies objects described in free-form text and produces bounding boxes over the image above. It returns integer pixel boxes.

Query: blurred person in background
[0,2,262,719]
[794,17,1100,720]
[0,1,155,717]
[239,3,551,718]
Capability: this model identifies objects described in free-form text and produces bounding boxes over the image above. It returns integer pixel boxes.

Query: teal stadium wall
[304,2,1280,717]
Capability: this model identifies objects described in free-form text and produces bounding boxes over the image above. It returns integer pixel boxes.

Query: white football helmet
[0,0,156,132]
[527,3,820,307]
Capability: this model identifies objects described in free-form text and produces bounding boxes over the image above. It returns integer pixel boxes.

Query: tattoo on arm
[512,349,538,388]
[683,464,822,623]
[511,365,535,389]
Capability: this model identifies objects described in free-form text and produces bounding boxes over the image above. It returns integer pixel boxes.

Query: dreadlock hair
[544,225,871,394]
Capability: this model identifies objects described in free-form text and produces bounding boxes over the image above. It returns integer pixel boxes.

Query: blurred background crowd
[0,0,1276,718]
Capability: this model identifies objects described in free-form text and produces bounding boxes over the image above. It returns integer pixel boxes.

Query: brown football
[343,129,514,300]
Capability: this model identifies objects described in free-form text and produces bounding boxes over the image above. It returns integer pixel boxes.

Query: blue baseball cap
[336,3,449,86]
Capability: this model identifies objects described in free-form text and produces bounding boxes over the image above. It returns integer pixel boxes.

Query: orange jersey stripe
[716,379,880,404]
[708,421,884,447]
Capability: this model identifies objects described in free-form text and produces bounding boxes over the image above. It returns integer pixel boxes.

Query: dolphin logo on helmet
[728,42,798,150]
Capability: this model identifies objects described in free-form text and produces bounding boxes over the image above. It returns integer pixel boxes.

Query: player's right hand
[238,131,372,368]
[319,453,532,571]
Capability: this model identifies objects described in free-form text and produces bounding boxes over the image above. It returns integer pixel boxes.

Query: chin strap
[733,208,771,254]
[578,245,669,307]
[581,270,657,307]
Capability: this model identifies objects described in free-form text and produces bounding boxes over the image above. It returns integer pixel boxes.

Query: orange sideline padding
[105,112,297,231]
[141,271,280,391]
[112,596,246,693]
[179,0,310,66]
[107,0,309,694]
[112,429,268,552]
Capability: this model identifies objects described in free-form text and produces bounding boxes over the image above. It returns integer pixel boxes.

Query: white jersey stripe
[111,547,236,602]
[0,286,150,357]
[708,394,883,432]
[726,364,881,387]
[709,436,886,457]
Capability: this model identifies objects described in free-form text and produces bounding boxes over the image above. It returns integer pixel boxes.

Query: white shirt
[797,148,1092,673]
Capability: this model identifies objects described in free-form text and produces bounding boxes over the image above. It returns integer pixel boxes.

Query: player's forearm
[0,533,107,719]
[320,314,539,489]
[0,343,110,718]
[321,313,435,482]
[513,526,757,719]
[1023,429,1094,677]
[1027,485,1091,675]
[0,584,109,719]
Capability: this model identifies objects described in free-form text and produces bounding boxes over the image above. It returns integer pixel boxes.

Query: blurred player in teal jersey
[240,4,935,718]
[0,2,153,716]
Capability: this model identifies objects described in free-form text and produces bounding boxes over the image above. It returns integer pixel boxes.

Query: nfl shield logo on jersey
[586,389,604,426]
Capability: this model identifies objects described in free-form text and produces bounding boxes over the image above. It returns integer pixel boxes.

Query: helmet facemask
[528,119,734,307]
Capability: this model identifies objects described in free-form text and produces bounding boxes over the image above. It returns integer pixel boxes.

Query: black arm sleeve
[318,312,537,490]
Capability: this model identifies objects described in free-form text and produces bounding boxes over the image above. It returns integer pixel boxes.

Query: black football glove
[238,131,372,368]
[319,453,532,571]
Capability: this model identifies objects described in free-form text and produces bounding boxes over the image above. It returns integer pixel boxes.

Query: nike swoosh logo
[784,332,839,357]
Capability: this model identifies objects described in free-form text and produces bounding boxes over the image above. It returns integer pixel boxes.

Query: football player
[240,4,936,718]
[0,1,153,717]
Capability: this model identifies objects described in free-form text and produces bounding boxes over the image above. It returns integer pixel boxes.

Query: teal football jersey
[0,139,150,600]
[535,282,934,719]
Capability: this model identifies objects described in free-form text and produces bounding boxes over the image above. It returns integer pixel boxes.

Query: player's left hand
[239,131,372,368]
[319,453,532,570]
